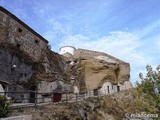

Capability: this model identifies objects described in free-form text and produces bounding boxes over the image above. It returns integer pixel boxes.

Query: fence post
[98,90,99,98]
[35,91,37,106]
[66,92,68,103]
[76,93,77,102]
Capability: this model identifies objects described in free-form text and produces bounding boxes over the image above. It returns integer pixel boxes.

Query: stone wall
[0,10,8,43]
[0,7,72,104]
[0,8,48,62]
[74,48,125,63]
[1,115,32,120]
[37,81,71,103]
[99,81,132,95]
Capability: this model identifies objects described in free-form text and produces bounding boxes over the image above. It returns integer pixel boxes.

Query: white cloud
[135,19,160,38]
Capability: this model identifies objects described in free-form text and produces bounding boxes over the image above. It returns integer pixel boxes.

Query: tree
[137,65,160,113]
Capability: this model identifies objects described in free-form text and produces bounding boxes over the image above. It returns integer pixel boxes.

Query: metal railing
[0,89,122,108]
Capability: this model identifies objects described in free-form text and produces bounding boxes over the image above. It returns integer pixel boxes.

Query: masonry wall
[0,8,49,102]
[75,49,124,63]
[37,81,71,103]
[0,10,48,62]
[0,10,8,43]
[99,81,132,95]
[74,49,104,58]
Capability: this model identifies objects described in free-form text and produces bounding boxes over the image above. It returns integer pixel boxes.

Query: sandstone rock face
[60,47,131,93]
[77,58,118,91]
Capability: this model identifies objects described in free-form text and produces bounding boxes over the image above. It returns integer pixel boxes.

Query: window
[24,73,27,77]
[16,44,20,48]
[35,40,39,45]
[18,28,22,33]
[93,89,98,96]
[66,61,71,64]
[74,59,78,63]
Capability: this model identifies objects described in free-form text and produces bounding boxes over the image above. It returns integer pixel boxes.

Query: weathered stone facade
[0,7,48,62]
[0,7,70,103]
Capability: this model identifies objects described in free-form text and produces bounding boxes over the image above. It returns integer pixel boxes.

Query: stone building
[0,7,70,103]
[59,46,132,96]
[0,7,48,62]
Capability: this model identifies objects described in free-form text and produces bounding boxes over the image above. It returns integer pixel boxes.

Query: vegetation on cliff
[0,96,11,118]
[136,65,160,117]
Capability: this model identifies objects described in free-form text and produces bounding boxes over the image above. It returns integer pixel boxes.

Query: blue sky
[0,0,160,84]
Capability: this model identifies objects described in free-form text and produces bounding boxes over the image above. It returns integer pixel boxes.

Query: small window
[24,73,27,77]
[17,44,20,48]
[74,59,78,63]
[35,40,39,44]
[18,28,23,33]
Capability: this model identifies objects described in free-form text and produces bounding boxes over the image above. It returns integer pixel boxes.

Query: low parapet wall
[0,115,32,120]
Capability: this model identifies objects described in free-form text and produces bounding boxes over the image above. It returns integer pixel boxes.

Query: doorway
[107,86,110,93]
[117,86,120,92]
[29,86,36,103]
[52,93,62,102]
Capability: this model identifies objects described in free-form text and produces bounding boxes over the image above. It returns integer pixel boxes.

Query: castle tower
[59,46,76,55]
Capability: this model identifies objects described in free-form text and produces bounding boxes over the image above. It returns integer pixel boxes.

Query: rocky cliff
[0,43,69,92]
[61,48,131,93]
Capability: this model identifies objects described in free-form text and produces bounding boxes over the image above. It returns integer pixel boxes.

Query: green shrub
[0,96,11,118]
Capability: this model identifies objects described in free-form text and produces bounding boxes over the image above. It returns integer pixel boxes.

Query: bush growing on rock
[0,96,11,118]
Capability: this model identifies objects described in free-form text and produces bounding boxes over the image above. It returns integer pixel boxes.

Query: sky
[0,0,160,85]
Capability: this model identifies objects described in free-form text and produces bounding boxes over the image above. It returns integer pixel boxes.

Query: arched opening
[107,86,110,93]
